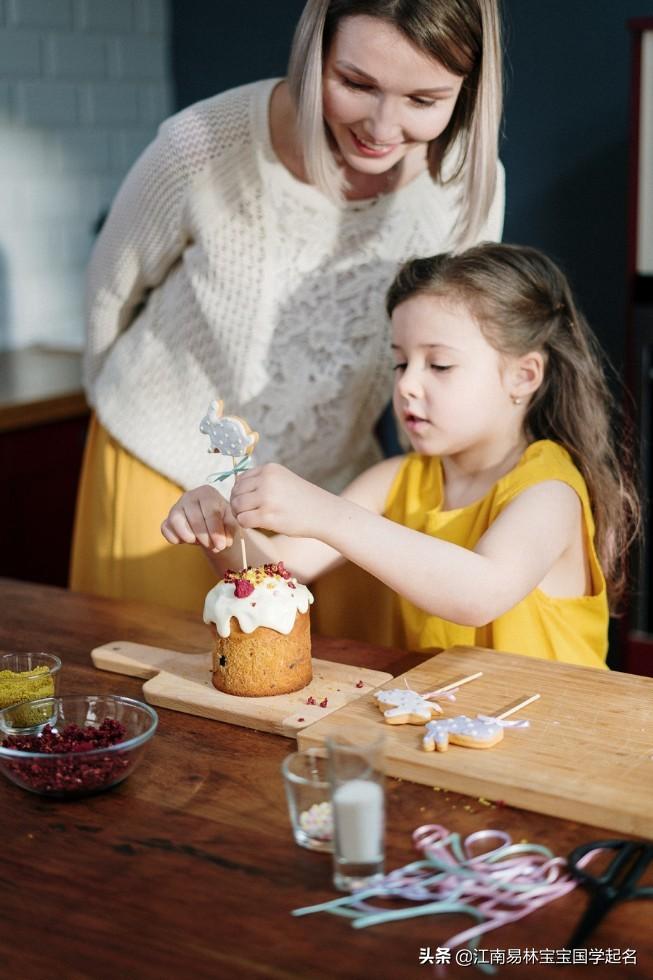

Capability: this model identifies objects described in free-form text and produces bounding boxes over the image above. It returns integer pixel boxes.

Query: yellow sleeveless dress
[384,440,609,668]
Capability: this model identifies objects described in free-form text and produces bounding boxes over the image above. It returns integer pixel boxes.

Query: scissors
[565,839,653,949]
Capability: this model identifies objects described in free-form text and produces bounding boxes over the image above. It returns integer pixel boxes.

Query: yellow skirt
[70,415,399,645]
[70,416,216,613]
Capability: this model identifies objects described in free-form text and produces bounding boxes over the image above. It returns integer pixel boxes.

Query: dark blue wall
[171,1,653,366]
[501,1,653,369]
[171,1,304,106]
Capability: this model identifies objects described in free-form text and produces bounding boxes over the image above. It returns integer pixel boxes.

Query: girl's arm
[232,465,584,626]
[161,457,405,582]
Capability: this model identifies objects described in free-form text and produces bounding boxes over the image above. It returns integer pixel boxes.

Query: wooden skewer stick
[421,671,483,700]
[495,693,541,721]
[228,452,249,572]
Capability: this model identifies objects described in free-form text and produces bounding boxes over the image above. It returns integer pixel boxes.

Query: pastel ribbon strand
[208,455,252,483]
[476,715,531,730]
[292,823,605,974]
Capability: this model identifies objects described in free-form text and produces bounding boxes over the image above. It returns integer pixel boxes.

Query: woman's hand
[161,484,238,552]
[231,463,332,538]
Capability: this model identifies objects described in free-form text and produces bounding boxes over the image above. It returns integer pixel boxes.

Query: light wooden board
[91,640,392,739]
[298,646,653,837]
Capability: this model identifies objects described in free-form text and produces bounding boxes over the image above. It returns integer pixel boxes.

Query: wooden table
[1,578,649,979]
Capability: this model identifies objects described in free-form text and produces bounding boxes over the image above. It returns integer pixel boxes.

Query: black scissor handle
[568,839,653,899]
[568,839,624,884]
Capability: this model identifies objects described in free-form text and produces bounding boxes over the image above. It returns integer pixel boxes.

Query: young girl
[161,243,639,668]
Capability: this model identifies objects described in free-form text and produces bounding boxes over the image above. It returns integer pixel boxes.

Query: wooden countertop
[0,346,87,432]
[0,578,649,980]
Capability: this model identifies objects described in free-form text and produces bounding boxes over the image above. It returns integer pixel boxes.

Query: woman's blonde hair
[386,243,641,611]
[287,0,502,249]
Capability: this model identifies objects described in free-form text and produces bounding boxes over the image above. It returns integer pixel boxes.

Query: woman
[71,0,505,635]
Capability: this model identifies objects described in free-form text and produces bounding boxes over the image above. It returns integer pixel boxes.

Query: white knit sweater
[84,79,504,492]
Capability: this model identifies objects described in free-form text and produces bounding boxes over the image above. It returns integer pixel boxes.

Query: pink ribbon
[403,679,458,704]
[421,688,458,703]
[292,821,606,970]
[410,823,602,952]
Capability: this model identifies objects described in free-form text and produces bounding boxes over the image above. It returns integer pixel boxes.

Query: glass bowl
[0,652,62,719]
[0,694,158,798]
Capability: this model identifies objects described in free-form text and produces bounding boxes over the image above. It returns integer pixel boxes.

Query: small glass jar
[0,652,62,725]
[281,748,333,852]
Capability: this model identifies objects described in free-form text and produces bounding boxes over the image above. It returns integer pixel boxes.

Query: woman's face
[322,15,465,177]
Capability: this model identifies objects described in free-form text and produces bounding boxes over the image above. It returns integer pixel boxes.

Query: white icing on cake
[203,574,313,637]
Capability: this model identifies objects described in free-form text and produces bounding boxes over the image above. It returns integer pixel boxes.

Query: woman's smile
[349,129,401,157]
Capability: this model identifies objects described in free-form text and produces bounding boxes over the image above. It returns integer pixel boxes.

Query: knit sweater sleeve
[83,121,190,395]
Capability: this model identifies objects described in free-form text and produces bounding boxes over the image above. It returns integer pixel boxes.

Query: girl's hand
[161,484,238,552]
[231,463,330,538]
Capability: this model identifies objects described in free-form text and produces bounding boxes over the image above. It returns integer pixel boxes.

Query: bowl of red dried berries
[0,694,158,798]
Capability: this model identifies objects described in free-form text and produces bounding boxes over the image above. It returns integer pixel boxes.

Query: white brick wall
[8,0,73,29]
[77,0,132,33]
[0,31,41,74]
[0,0,171,350]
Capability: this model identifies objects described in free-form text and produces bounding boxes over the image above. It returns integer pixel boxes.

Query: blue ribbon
[208,455,252,483]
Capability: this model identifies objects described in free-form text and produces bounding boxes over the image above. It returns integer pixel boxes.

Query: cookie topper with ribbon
[200,399,259,482]
[200,399,259,570]
[375,671,483,726]
[422,693,540,752]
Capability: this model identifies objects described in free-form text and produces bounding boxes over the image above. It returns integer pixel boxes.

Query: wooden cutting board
[298,645,653,837]
[91,640,392,738]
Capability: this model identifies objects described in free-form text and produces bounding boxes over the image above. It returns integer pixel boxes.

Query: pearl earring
[511,395,522,406]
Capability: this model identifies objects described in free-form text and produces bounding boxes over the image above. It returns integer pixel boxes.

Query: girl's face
[322,15,464,177]
[392,293,521,459]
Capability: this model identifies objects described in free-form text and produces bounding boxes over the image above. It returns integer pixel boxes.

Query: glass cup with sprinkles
[281,748,333,853]
[0,652,62,727]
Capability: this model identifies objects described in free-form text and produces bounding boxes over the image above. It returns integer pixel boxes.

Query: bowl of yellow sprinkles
[0,653,62,725]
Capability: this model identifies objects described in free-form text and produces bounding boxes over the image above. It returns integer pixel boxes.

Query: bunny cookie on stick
[375,671,483,725]
[200,400,260,567]
[200,399,259,461]
[422,693,540,752]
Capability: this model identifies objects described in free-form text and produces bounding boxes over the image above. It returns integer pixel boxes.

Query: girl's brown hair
[386,242,641,610]
[288,0,502,248]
